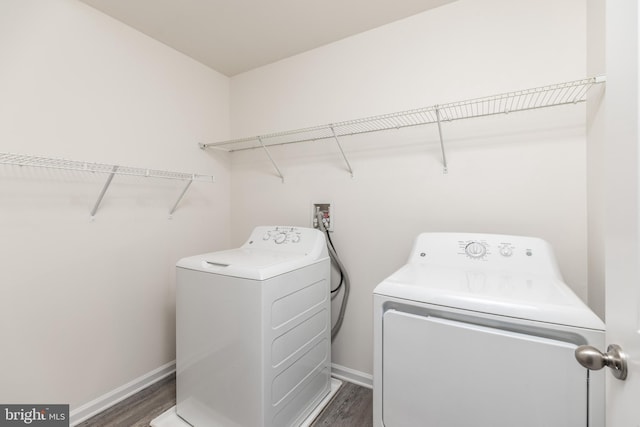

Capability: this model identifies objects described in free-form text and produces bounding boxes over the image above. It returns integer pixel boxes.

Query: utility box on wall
[312,202,333,232]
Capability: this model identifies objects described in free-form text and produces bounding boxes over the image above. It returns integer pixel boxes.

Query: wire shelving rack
[200,76,606,179]
[0,152,215,217]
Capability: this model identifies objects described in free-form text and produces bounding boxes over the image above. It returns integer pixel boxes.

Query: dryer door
[382,310,587,427]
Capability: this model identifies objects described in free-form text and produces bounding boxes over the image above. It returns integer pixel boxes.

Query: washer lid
[176,248,325,280]
[177,226,329,280]
[374,264,605,331]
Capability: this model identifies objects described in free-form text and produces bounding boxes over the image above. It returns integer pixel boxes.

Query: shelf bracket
[435,107,448,174]
[169,178,193,217]
[90,165,118,217]
[330,126,354,177]
[258,137,285,183]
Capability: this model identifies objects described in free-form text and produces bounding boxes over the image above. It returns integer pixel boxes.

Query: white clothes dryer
[373,233,605,427]
[176,226,331,427]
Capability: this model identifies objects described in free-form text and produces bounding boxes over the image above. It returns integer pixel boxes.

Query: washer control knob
[274,233,287,244]
[291,234,301,243]
[262,232,271,241]
[499,244,513,257]
[465,242,487,259]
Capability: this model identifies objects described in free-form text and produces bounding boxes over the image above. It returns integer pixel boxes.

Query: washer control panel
[241,226,327,255]
[260,227,302,245]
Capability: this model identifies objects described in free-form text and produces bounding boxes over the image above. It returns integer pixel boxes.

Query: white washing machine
[176,226,331,427]
[373,233,605,427]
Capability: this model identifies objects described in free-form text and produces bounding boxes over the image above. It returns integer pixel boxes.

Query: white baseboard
[70,360,176,426]
[331,363,373,389]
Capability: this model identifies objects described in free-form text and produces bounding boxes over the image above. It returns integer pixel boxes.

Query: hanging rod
[0,152,215,217]
[199,75,606,174]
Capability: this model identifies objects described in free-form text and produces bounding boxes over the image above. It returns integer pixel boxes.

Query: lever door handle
[574,344,628,380]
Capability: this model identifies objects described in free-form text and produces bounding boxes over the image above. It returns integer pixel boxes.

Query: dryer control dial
[499,244,514,257]
[274,233,287,244]
[465,242,487,259]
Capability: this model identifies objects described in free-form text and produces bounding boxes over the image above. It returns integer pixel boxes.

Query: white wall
[230,0,589,375]
[586,0,606,320]
[0,0,230,413]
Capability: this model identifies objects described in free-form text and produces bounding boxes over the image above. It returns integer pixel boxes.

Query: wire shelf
[0,152,215,217]
[201,76,605,152]
[0,152,215,182]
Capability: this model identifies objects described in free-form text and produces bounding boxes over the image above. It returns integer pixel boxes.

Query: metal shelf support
[169,178,193,217]
[90,165,118,217]
[330,126,354,177]
[435,107,448,174]
[258,136,285,183]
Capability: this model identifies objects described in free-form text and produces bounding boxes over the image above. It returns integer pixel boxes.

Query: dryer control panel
[408,232,561,277]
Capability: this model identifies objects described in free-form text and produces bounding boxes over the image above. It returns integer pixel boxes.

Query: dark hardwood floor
[310,381,373,427]
[76,374,177,427]
[77,374,373,427]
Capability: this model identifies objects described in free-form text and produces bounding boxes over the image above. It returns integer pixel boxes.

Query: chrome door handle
[574,344,628,380]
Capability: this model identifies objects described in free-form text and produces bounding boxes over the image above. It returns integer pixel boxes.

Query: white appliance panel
[176,269,262,427]
[382,310,587,427]
[373,233,605,427]
[176,226,331,427]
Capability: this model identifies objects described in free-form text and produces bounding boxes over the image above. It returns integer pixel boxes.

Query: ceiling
[79,0,456,76]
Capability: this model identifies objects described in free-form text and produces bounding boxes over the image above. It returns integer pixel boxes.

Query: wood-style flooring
[76,374,177,427]
[77,374,373,427]
[310,381,373,427]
